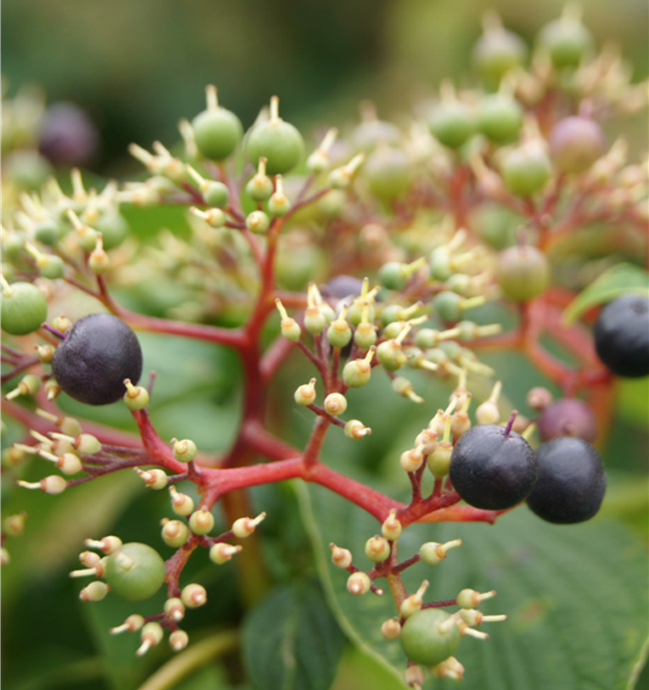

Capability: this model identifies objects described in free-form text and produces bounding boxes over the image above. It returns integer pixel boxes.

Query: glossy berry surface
[400,608,461,666]
[449,424,538,510]
[538,398,597,442]
[593,294,649,378]
[1,282,48,336]
[526,437,606,524]
[103,542,166,602]
[52,313,143,405]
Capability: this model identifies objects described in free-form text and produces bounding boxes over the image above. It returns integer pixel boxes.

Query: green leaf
[242,580,346,690]
[562,263,649,324]
[298,482,649,690]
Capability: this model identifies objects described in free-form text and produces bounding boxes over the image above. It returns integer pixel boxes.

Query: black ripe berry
[52,313,143,405]
[594,294,649,378]
[526,437,606,524]
[449,423,538,510]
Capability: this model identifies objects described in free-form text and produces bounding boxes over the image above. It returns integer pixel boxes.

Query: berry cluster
[1,6,647,687]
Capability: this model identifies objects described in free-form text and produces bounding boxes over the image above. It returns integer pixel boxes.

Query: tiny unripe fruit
[473,27,527,83]
[538,398,597,442]
[549,117,606,174]
[51,314,142,405]
[496,245,549,302]
[429,101,475,149]
[365,535,391,563]
[381,618,402,640]
[1,282,48,335]
[162,519,190,548]
[381,510,402,541]
[501,144,552,196]
[103,543,166,602]
[246,118,305,175]
[202,181,230,208]
[323,392,347,416]
[169,630,189,652]
[365,147,411,200]
[347,571,371,596]
[189,507,215,535]
[400,608,461,667]
[537,17,593,69]
[173,439,198,463]
[246,210,270,234]
[192,107,243,161]
[330,543,353,569]
[477,94,523,144]
[342,359,372,388]
[181,583,207,608]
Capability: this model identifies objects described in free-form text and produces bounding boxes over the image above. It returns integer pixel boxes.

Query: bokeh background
[2,1,648,689]
[3,0,648,176]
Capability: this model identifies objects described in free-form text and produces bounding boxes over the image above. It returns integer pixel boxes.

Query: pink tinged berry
[549,117,606,174]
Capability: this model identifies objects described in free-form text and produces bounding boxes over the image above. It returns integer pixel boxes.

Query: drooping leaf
[562,263,649,324]
[242,580,346,690]
[298,482,649,690]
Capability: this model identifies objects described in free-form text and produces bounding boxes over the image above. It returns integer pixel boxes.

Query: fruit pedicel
[1,6,648,686]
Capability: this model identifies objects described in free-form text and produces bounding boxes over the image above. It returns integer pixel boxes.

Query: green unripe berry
[477,94,523,144]
[354,322,377,350]
[383,320,407,341]
[473,27,527,84]
[37,254,65,280]
[347,300,375,327]
[501,144,552,196]
[203,181,230,208]
[434,291,462,322]
[246,173,274,202]
[437,340,462,360]
[103,542,166,602]
[173,439,197,463]
[537,16,593,69]
[327,318,352,348]
[428,102,475,149]
[365,147,411,200]
[1,282,48,335]
[189,507,215,535]
[96,211,129,250]
[400,608,461,667]
[379,304,404,326]
[34,219,60,246]
[414,328,438,349]
[342,358,372,388]
[430,252,453,281]
[365,535,391,563]
[379,262,408,291]
[496,245,549,301]
[192,108,243,161]
[376,340,406,371]
[246,211,270,234]
[161,519,190,548]
[246,119,305,175]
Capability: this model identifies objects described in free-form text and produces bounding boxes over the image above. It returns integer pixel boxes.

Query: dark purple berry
[39,102,99,167]
[538,398,597,442]
[320,275,364,301]
[52,313,143,405]
[526,437,606,524]
[449,424,538,510]
[594,294,649,378]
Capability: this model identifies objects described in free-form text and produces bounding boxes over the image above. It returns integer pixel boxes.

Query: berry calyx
[449,419,538,510]
[192,85,243,161]
[400,608,461,667]
[103,542,166,602]
[51,313,143,406]
[526,437,606,524]
[593,294,649,378]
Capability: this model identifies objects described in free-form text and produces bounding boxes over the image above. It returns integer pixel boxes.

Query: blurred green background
[3,0,648,175]
[2,1,648,689]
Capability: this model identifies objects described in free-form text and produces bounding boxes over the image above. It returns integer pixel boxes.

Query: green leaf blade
[563,264,649,324]
[242,580,346,690]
